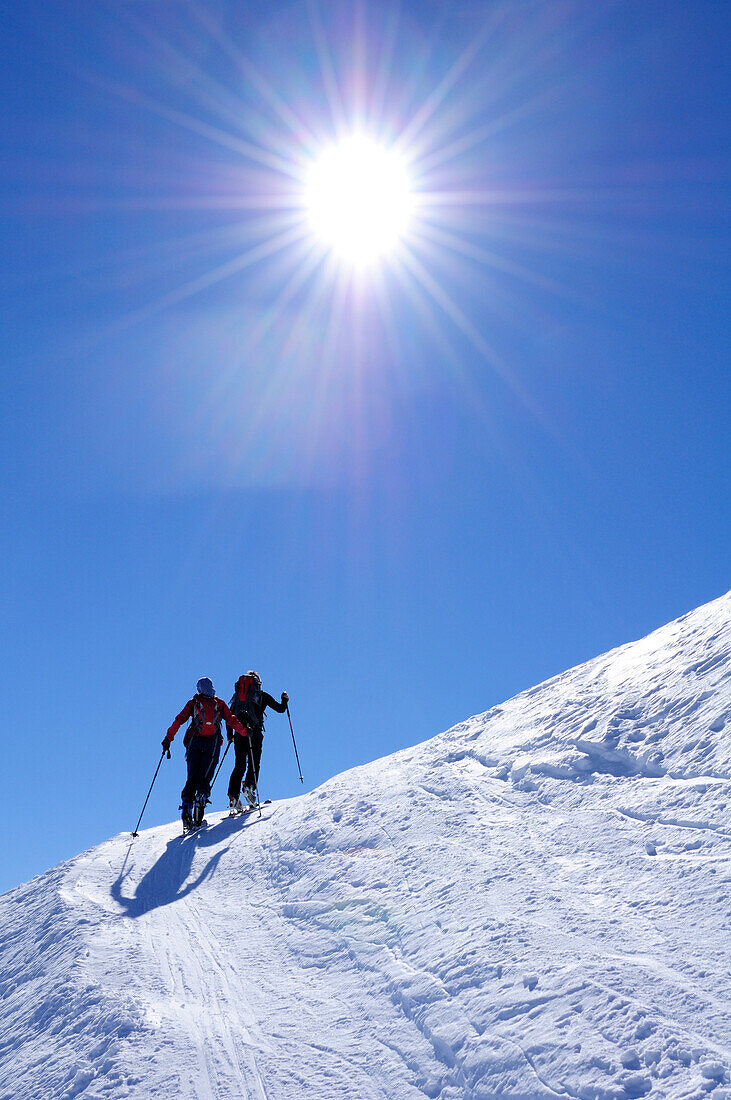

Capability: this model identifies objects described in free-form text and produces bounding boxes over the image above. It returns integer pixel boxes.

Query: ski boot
[181,800,194,834]
[193,793,207,828]
[229,796,243,816]
[243,785,257,809]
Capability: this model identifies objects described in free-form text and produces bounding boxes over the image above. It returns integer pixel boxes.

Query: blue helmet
[196,677,215,697]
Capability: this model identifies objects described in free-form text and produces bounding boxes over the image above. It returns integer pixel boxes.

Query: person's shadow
[111,814,257,918]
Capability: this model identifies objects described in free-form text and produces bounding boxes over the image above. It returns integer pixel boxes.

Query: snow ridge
[1,593,729,1099]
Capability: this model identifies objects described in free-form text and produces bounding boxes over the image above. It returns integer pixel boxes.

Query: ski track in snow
[1,593,730,1099]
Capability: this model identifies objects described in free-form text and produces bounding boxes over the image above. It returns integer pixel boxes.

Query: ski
[229,797,271,817]
[242,798,272,816]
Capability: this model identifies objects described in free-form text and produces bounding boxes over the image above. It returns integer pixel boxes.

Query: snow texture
[1,593,730,1098]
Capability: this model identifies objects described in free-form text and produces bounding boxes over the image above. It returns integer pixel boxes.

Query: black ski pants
[181,734,221,805]
[227,729,262,800]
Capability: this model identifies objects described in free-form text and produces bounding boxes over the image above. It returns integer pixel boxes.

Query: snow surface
[1,593,730,1099]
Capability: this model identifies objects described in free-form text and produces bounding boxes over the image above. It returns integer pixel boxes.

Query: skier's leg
[181,738,204,827]
[181,737,202,803]
[241,726,259,787]
[254,730,263,785]
[227,732,248,800]
[185,737,217,825]
[244,730,263,800]
[200,736,221,801]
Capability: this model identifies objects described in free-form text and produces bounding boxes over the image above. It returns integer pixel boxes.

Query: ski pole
[286,704,304,783]
[132,747,167,837]
[209,738,231,796]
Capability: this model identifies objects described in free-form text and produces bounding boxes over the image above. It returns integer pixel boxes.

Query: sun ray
[368,6,402,136]
[395,21,496,154]
[396,242,561,432]
[388,252,496,409]
[114,5,271,145]
[122,220,309,326]
[394,244,505,373]
[413,95,548,177]
[412,220,566,296]
[85,72,300,179]
[183,0,322,152]
[306,0,349,136]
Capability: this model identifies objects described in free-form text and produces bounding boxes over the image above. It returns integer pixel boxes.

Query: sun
[305,134,414,267]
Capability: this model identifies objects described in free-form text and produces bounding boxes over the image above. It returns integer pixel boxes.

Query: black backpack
[231,674,263,732]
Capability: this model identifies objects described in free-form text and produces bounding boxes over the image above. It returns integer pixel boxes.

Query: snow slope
[1,594,730,1099]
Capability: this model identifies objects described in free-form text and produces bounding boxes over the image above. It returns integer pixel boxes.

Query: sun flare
[305,135,413,266]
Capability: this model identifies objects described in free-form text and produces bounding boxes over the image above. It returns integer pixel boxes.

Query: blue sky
[2,0,729,894]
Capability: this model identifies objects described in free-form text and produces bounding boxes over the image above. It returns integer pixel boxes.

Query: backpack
[187,694,223,741]
[231,674,263,732]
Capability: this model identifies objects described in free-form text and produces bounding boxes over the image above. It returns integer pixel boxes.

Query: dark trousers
[227,729,263,799]
[181,734,221,805]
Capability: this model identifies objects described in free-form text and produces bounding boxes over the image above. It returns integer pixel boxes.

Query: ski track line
[131,840,269,1100]
[141,906,214,1097]
[182,895,270,1100]
[195,900,271,1096]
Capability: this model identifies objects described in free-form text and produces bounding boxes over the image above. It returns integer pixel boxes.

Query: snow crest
[1,593,730,1098]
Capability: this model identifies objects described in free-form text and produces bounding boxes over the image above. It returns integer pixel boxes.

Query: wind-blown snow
[1,594,729,1099]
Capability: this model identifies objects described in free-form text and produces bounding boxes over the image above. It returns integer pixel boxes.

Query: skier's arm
[166,698,194,742]
[225,694,236,740]
[262,690,288,714]
[221,701,247,738]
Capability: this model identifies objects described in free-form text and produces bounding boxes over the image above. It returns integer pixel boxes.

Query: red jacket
[167,693,246,742]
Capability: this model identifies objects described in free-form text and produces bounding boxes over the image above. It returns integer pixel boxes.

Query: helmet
[196,677,215,697]
[246,670,261,684]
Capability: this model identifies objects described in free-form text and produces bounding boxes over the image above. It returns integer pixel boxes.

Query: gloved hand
[227,730,234,744]
[161,737,171,758]
[281,691,289,704]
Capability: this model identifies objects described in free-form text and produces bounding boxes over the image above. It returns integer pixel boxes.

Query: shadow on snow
[110,814,257,918]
